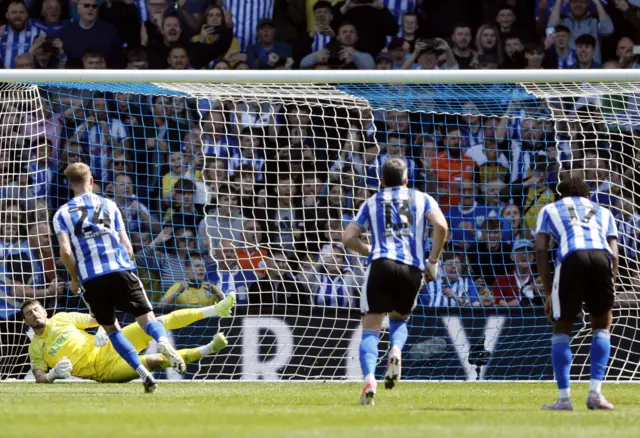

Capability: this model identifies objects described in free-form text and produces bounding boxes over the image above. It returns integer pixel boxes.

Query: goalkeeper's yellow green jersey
[28,312,100,379]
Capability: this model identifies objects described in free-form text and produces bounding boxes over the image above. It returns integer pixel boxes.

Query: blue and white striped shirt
[535,196,618,263]
[53,193,135,282]
[311,32,332,52]
[420,277,477,307]
[352,187,440,272]
[223,0,274,52]
[311,272,354,308]
[0,21,44,68]
[32,19,67,36]
[382,0,419,26]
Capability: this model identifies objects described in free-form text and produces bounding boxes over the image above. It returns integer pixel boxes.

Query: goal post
[0,70,638,382]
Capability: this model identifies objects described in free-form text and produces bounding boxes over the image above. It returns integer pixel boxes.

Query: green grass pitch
[1,382,638,437]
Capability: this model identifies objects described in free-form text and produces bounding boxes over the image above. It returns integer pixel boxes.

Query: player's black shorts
[553,250,614,321]
[82,270,153,325]
[361,258,423,316]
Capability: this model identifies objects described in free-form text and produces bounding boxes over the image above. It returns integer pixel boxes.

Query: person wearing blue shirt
[247,18,292,70]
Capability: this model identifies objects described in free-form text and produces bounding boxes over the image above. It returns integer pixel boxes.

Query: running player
[342,157,449,405]
[535,176,619,410]
[22,294,235,383]
[54,162,182,392]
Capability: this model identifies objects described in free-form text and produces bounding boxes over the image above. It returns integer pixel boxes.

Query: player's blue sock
[144,319,169,343]
[551,333,572,399]
[590,329,611,391]
[108,329,144,371]
[360,329,380,378]
[388,319,408,351]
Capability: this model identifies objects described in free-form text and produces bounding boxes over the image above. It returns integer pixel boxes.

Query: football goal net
[0,70,638,382]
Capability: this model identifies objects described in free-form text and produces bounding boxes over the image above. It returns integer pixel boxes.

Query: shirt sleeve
[52,209,69,235]
[161,282,183,302]
[64,312,98,330]
[28,340,48,373]
[535,206,550,235]
[423,193,442,217]
[351,199,370,231]
[113,203,125,232]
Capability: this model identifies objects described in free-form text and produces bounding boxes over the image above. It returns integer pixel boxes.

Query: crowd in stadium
[1,0,640,328]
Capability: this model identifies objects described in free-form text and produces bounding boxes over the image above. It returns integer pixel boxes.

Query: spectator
[198,184,245,250]
[475,24,503,67]
[160,254,225,307]
[294,0,335,65]
[547,0,613,64]
[14,53,35,68]
[29,34,66,68]
[145,15,187,69]
[247,246,307,312]
[505,158,556,232]
[167,43,191,69]
[112,172,161,235]
[570,33,602,68]
[472,137,510,185]
[524,42,545,69]
[495,4,523,43]
[136,226,198,292]
[235,219,269,278]
[501,203,528,242]
[190,5,236,69]
[99,0,141,50]
[542,24,577,69]
[403,37,458,70]
[615,36,635,68]
[451,23,475,69]
[126,47,149,69]
[82,50,106,69]
[397,12,420,48]
[1,0,45,69]
[331,0,399,57]
[300,21,375,69]
[309,243,357,308]
[420,252,477,307]
[247,18,292,69]
[467,217,513,289]
[223,0,275,53]
[493,240,543,307]
[500,35,525,68]
[58,0,123,68]
[431,125,476,208]
[33,0,66,36]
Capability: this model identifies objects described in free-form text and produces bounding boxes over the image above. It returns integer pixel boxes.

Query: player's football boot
[158,340,186,376]
[143,374,158,393]
[586,392,614,410]
[208,332,229,354]
[359,377,377,406]
[541,399,574,411]
[384,346,402,390]
[215,292,236,318]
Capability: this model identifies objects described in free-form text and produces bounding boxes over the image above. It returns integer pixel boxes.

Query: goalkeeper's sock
[108,329,147,375]
[589,329,611,394]
[158,308,204,331]
[144,319,170,343]
[359,329,380,379]
[388,318,409,351]
[551,333,572,400]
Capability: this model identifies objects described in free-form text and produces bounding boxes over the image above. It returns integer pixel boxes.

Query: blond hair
[64,162,92,185]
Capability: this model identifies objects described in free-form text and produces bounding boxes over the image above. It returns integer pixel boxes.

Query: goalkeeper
[22,293,235,383]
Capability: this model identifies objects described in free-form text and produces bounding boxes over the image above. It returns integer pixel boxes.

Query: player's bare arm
[118,228,135,260]
[57,231,81,294]
[608,237,619,282]
[342,223,371,257]
[426,208,448,281]
[534,233,552,319]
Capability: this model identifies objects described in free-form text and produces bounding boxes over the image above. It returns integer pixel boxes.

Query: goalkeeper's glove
[44,357,72,383]
[425,257,439,282]
[94,326,109,347]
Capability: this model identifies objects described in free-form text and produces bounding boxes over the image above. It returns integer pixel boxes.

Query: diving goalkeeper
[22,293,235,383]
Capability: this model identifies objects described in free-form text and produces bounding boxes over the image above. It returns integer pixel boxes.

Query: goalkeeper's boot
[208,332,229,354]
[359,375,377,406]
[158,340,186,376]
[384,346,402,390]
[541,398,573,411]
[143,374,158,394]
[586,392,614,410]
[215,292,236,318]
